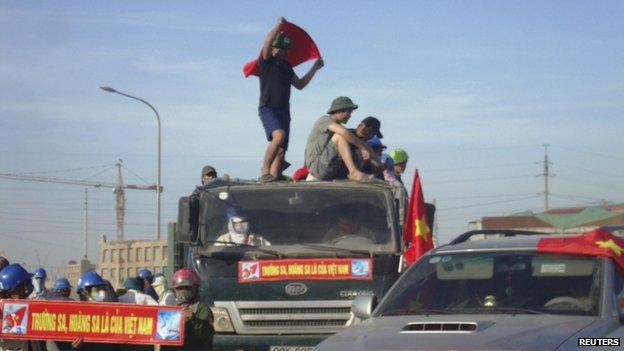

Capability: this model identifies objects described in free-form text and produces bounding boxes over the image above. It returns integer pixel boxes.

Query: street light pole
[100,86,162,240]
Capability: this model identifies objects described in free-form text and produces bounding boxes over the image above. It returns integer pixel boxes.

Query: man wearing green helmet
[389,148,409,184]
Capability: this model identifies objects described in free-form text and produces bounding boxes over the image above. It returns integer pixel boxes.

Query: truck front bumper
[213,333,331,351]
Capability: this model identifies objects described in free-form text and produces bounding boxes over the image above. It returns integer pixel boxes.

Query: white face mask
[33,278,45,294]
[233,221,250,235]
[89,287,108,302]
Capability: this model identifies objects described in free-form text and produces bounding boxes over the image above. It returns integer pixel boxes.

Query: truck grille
[215,300,354,334]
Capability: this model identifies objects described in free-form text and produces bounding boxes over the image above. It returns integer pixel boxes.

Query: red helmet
[170,268,200,288]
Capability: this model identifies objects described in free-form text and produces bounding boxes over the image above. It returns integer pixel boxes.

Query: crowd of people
[0,256,213,351]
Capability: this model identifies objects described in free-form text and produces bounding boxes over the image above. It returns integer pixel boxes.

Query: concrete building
[65,259,96,287]
[97,235,168,289]
[472,204,624,234]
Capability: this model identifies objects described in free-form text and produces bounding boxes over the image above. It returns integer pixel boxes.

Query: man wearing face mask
[70,271,122,351]
[0,264,35,351]
[162,268,213,351]
[29,267,52,300]
[151,273,176,306]
[215,208,271,246]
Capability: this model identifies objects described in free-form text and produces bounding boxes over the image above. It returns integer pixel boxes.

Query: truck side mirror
[177,196,191,243]
[351,295,377,320]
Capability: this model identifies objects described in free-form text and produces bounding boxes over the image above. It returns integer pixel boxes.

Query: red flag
[403,170,433,266]
[537,227,624,271]
[243,20,320,77]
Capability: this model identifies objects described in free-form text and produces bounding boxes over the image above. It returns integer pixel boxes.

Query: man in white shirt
[118,277,158,305]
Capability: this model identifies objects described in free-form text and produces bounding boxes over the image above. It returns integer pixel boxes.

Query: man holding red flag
[255,17,324,182]
[403,170,434,266]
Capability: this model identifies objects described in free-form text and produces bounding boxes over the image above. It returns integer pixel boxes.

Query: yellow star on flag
[414,217,430,241]
[595,239,624,256]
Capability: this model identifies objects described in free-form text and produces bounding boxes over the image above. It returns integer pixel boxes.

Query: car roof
[433,232,580,254]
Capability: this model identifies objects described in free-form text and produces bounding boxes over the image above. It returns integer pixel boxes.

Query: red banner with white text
[0,299,184,345]
[238,258,373,283]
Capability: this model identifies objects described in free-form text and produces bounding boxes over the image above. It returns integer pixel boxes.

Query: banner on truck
[238,258,373,283]
[0,299,184,345]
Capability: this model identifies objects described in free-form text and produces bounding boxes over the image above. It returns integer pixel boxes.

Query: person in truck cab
[215,208,271,246]
[323,212,376,245]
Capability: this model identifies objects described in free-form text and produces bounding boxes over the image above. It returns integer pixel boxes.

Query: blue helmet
[53,278,72,292]
[137,268,153,281]
[80,271,106,288]
[0,264,33,292]
[367,136,386,149]
[34,267,47,279]
[226,207,247,220]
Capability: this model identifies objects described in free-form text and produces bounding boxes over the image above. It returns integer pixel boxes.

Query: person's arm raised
[262,17,285,60]
[292,58,324,90]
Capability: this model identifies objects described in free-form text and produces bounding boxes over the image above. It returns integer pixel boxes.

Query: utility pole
[84,188,88,260]
[539,144,555,211]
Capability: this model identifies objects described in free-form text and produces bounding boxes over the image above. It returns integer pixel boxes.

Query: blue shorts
[259,106,291,150]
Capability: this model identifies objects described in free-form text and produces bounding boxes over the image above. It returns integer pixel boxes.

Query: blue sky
[1,1,623,273]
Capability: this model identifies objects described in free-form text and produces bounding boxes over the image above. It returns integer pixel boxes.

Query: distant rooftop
[482,204,624,230]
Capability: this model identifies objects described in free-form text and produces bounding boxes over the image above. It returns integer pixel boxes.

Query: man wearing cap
[304,96,382,181]
[331,116,383,179]
[189,165,221,244]
[258,17,324,182]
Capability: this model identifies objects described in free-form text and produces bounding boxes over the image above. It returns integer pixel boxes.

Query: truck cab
[177,179,408,351]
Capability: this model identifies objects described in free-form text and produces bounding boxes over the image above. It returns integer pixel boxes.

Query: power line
[436,192,538,201]
[557,164,624,178]
[426,162,536,173]
[438,195,539,211]
[427,174,536,184]
[5,164,114,176]
[553,145,624,162]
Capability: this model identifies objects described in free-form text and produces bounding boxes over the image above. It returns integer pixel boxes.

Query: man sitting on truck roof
[304,96,382,181]
[215,208,271,246]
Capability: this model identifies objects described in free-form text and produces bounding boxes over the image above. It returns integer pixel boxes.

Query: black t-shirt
[259,55,294,110]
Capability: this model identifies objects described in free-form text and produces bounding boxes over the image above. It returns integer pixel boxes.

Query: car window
[377,251,602,316]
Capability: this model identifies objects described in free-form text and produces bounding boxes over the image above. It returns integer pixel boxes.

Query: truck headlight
[210,306,235,332]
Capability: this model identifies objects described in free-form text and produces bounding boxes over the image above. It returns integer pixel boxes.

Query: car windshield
[376,251,602,316]
[198,185,395,253]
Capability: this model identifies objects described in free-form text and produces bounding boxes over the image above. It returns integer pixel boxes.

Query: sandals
[258,174,276,183]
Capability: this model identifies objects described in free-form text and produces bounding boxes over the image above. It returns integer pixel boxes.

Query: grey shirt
[305,115,335,168]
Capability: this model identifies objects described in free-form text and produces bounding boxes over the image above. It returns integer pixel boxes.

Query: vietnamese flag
[243,20,321,77]
[537,227,624,271]
[403,170,434,266]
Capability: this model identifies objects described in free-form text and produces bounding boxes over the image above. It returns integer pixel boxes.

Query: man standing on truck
[258,17,324,182]
[305,96,382,181]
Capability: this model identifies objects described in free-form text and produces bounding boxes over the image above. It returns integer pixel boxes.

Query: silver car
[315,231,624,350]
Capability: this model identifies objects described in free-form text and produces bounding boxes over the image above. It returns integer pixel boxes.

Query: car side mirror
[351,295,377,320]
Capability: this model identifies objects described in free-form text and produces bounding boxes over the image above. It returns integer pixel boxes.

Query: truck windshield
[376,252,602,316]
[198,185,394,251]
